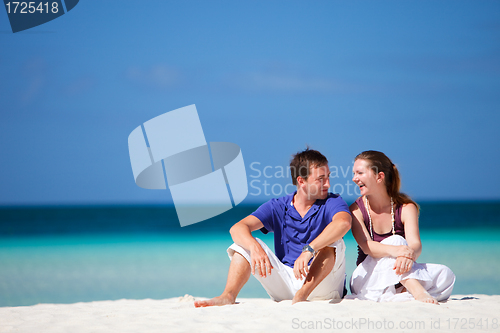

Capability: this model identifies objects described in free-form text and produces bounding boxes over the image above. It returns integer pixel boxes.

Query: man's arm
[309,211,351,252]
[230,215,274,277]
[293,211,351,279]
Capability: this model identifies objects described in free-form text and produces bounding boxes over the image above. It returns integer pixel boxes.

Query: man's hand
[229,215,273,277]
[250,243,273,277]
[293,251,314,280]
[393,256,414,275]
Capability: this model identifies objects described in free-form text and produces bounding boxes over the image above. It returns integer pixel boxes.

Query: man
[194,148,351,306]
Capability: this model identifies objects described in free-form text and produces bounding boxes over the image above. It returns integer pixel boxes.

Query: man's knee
[232,251,250,263]
[314,247,336,267]
[318,246,336,258]
[229,251,252,274]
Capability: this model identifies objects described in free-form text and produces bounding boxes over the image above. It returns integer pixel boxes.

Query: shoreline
[1,294,499,332]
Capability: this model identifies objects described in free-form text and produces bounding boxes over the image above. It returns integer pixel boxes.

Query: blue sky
[1,0,499,206]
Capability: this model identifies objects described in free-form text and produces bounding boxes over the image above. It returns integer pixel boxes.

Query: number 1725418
[5,2,59,14]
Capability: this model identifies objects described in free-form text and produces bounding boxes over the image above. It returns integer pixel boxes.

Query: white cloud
[21,57,46,104]
[126,65,181,89]
[229,70,359,94]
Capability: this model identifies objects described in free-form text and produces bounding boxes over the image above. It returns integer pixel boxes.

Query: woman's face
[352,159,378,195]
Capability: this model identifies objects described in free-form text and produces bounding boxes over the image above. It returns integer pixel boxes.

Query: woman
[349,150,455,304]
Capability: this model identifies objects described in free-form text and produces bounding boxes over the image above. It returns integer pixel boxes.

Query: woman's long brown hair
[355,150,420,212]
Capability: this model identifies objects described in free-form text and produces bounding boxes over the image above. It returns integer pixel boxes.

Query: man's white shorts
[227,238,346,302]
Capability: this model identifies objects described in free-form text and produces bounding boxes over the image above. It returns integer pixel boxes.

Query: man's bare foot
[413,290,439,305]
[194,295,235,308]
[292,290,308,305]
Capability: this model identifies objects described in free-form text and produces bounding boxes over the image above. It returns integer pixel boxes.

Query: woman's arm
[393,203,421,275]
[401,203,422,259]
[350,202,415,260]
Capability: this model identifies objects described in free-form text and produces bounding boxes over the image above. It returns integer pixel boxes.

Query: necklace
[364,196,395,240]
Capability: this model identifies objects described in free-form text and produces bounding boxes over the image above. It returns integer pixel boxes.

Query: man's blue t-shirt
[251,192,350,268]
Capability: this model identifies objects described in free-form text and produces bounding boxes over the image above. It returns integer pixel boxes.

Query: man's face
[303,164,330,200]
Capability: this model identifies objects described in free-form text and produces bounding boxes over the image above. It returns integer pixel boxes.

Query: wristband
[302,244,317,257]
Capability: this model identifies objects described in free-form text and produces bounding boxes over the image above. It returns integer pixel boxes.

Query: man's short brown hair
[290,148,328,185]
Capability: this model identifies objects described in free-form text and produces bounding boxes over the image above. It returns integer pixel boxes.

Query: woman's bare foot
[194,294,235,308]
[413,290,439,305]
[401,278,439,305]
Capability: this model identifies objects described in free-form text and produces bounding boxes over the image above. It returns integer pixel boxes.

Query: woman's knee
[439,265,456,283]
[381,234,407,246]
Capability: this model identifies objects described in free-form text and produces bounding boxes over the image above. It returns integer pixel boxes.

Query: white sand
[1,294,499,333]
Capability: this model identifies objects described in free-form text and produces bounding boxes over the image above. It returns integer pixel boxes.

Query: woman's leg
[381,235,438,303]
[400,278,438,304]
[418,263,455,301]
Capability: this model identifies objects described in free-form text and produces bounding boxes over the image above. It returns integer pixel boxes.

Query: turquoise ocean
[1,201,499,307]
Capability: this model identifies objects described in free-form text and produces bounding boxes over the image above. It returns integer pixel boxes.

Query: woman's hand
[393,256,414,275]
[395,245,415,261]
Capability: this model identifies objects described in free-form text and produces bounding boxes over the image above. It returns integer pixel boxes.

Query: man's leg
[194,252,251,307]
[292,247,336,304]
